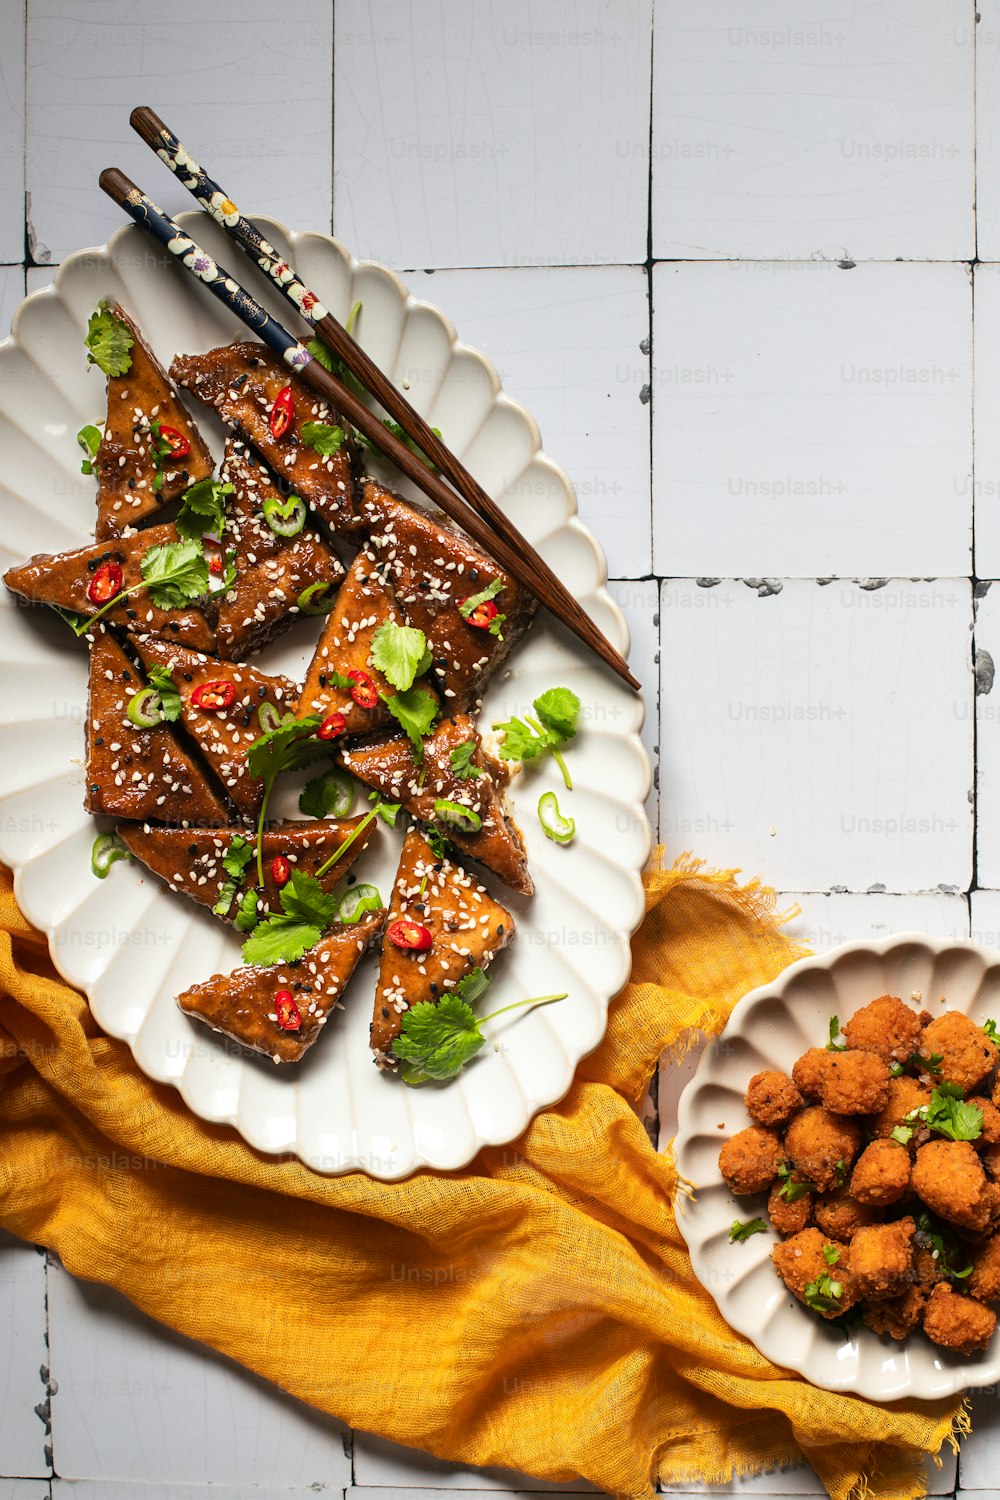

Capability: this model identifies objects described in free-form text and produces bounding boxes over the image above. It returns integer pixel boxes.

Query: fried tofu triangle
[372,827,514,1063]
[92,303,214,540]
[171,343,360,535]
[117,818,376,926]
[3,523,215,652]
[214,437,344,660]
[360,479,537,711]
[84,627,227,826]
[340,715,532,896]
[177,910,384,1065]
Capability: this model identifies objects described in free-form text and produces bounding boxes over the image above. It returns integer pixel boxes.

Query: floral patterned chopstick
[125,107,640,695]
[97,167,639,692]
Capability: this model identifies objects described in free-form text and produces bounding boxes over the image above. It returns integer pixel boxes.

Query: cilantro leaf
[986,1018,999,1042]
[923,1083,984,1142]
[356,419,442,470]
[299,768,354,819]
[234,887,261,932]
[85,303,133,377]
[146,664,181,722]
[822,1243,841,1266]
[77,423,102,474]
[239,873,336,966]
[833,1157,847,1185]
[453,966,491,1006]
[381,684,438,755]
[532,687,581,742]
[306,302,368,402]
[491,716,550,763]
[222,834,254,882]
[300,421,345,456]
[246,712,326,785]
[424,825,451,860]
[827,1015,847,1052]
[776,1162,813,1203]
[370,620,432,693]
[803,1271,843,1314]
[368,790,401,826]
[890,1123,914,1145]
[139,538,210,609]
[213,835,255,918]
[729,1218,768,1244]
[915,1211,974,1283]
[175,478,233,541]
[449,739,482,780]
[279,870,338,928]
[393,994,486,1084]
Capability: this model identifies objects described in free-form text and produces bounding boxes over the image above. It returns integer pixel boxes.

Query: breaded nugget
[785,1106,861,1192]
[814,1188,879,1240]
[919,1012,998,1093]
[981,1143,1000,1181]
[970,1096,1000,1146]
[923,1282,997,1354]
[771,1228,856,1318]
[817,1051,890,1115]
[850,1218,916,1301]
[746,1070,803,1127]
[767,1179,811,1236]
[868,1076,932,1140]
[912,1242,947,1292]
[850,1139,910,1206]
[718,1126,783,1196]
[844,994,923,1064]
[911,1140,993,1233]
[791,1048,829,1100]
[862,1286,927,1338]
[969,1235,1000,1302]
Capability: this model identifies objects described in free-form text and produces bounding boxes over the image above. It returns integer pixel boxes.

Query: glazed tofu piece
[340,714,532,896]
[132,637,297,823]
[84,627,227,826]
[177,910,384,1064]
[117,817,377,925]
[359,479,537,710]
[90,303,214,540]
[3,523,215,652]
[171,342,360,535]
[372,826,515,1063]
[213,437,345,659]
[296,550,414,738]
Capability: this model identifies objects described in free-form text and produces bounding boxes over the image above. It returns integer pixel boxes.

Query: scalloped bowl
[674,934,1000,1399]
[0,215,651,1179]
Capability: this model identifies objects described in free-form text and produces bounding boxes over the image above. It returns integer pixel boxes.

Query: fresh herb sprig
[894,1083,984,1144]
[392,967,566,1086]
[63,538,211,638]
[213,834,254,917]
[449,739,482,780]
[77,424,102,474]
[493,686,581,791]
[729,1218,767,1243]
[245,713,330,886]
[826,1015,847,1051]
[370,620,432,693]
[85,302,133,376]
[776,1162,813,1203]
[175,477,232,540]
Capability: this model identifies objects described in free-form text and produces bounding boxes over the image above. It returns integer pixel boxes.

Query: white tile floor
[1,0,998,1495]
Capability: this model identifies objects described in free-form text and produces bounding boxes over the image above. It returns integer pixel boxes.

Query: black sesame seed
[94,736,104,746]
[182,672,193,682]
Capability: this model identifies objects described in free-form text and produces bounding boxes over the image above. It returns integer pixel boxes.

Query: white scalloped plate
[0,215,650,1179]
[674,934,1000,1399]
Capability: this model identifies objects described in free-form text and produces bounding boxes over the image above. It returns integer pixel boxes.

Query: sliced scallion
[336,883,383,924]
[126,687,164,728]
[91,831,130,879]
[263,494,306,537]
[538,790,575,845]
[296,580,336,616]
[433,798,482,834]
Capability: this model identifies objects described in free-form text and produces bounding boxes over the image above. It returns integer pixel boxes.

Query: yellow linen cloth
[0,856,967,1499]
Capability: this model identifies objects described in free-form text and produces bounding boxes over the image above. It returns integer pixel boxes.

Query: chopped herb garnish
[890,1123,914,1145]
[381,683,438,756]
[827,1015,847,1052]
[356,418,442,470]
[213,834,254,916]
[915,1211,974,1284]
[245,712,329,886]
[233,886,261,933]
[458,578,506,639]
[77,423,102,475]
[240,869,338,966]
[493,686,581,791]
[301,421,346,457]
[776,1162,813,1203]
[392,976,566,1086]
[175,477,232,541]
[370,620,432,693]
[62,537,211,637]
[922,1083,984,1142]
[449,739,482,780]
[146,664,181,722]
[822,1243,841,1266]
[729,1218,768,1243]
[307,300,367,401]
[803,1271,843,1314]
[985,1018,999,1042]
[85,302,133,377]
[299,768,355,820]
[368,790,400,826]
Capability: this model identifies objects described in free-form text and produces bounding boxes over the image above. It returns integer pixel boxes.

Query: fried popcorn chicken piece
[771,1228,856,1319]
[968,1235,1000,1303]
[718,1126,783,1196]
[746,1070,803,1128]
[785,1106,861,1192]
[767,1179,811,1236]
[919,1011,999,1094]
[816,1050,890,1115]
[843,994,924,1064]
[971,1096,1000,1146]
[911,1140,993,1233]
[791,1048,829,1099]
[982,1143,1000,1181]
[868,1077,932,1139]
[849,1139,911,1207]
[850,1218,916,1301]
[923,1282,997,1354]
[814,1189,880,1240]
[862,1286,927,1339]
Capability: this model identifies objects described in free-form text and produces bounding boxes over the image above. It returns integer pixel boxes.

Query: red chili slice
[274,989,302,1031]
[157,424,191,459]
[269,385,294,439]
[208,552,224,576]
[317,711,347,741]
[460,597,500,630]
[346,668,379,710]
[190,679,237,712]
[270,855,291,888]
[87,561,124,606]
[387,918,433,952]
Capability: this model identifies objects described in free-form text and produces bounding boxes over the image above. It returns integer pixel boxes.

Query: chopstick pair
[98,111,639,692]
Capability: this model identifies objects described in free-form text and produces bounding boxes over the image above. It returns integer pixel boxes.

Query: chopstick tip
[99,167,134,205]
[129,105,165,143]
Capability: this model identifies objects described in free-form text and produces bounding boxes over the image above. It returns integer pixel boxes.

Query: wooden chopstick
[125,107,640,695]
[98,167,640,692]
